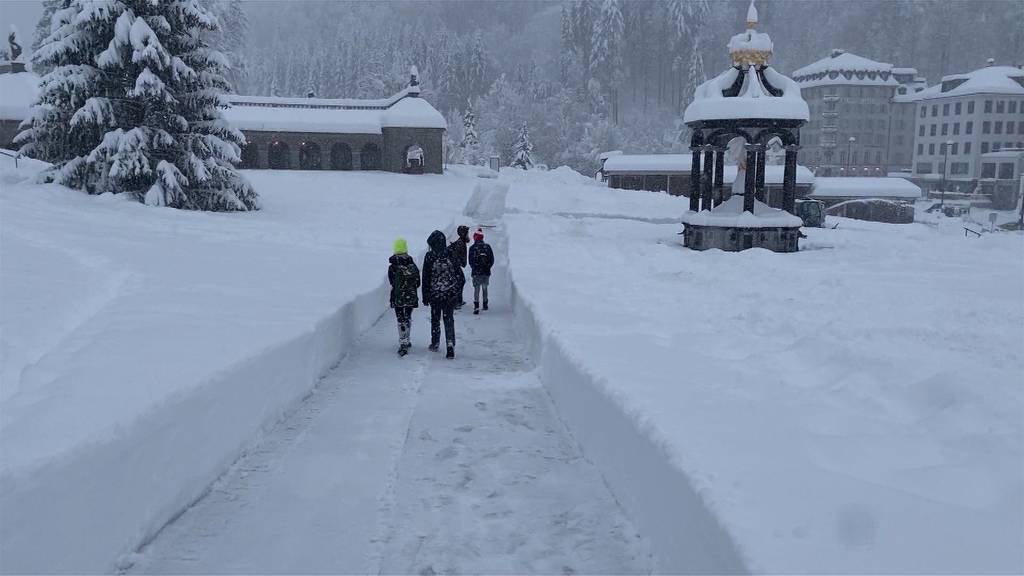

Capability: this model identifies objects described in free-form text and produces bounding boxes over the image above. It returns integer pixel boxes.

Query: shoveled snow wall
[0,285,388,573]
[508,275,749,574]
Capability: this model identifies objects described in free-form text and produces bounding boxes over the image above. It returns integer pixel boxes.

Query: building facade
[0,61,38,149]
[909,62,1024,194]
[793,50,925,177]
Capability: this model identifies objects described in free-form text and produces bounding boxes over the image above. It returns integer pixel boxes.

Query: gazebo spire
[746,0,758,29]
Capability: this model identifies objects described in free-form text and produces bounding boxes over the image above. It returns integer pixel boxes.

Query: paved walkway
[128,228,650,574]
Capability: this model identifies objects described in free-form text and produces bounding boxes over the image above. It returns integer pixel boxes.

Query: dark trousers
[430,304,455,348]
[394,306,412,346]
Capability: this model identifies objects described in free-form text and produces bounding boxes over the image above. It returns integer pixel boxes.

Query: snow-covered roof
[603,155,815,185]
[980,148,1024,160]
[681,195,803,228]
[0,71,40,120]
[792,51,899,88]
[684,66,809,123]
[810,177,921,199]
[222,86,446,135]
[917,65,1024,100]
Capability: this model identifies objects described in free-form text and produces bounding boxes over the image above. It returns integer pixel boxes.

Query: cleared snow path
[128,226,650,575]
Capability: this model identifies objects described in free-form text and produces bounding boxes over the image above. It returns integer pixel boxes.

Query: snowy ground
[0,161,478,572]
[127,228,649,574]
[505,170,1024,573]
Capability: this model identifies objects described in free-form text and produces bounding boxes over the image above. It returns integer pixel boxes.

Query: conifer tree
[511,122,534,170]
[31,0,65,75]
[17,0,258,211]
[460,101,482,165]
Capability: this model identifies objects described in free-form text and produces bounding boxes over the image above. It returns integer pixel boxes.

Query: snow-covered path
[128,229,650,574]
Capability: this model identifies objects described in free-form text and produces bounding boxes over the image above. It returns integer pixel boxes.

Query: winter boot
[473,301,479,315]
[428,342,439,352]
[398,345,408,357]
[482,300,488,311]
[446,346,455,359]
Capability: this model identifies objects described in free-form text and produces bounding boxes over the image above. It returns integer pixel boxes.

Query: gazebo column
[783,144,800,213]
[701,145,714,211]
[754,145,767,203]
[713,147,726,206]
[744,143,758,213]
[688,146,701,212]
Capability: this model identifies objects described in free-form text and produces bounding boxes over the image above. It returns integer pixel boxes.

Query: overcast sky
[0,0,41,56]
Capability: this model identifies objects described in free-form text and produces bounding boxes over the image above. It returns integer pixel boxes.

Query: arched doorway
[240,142,258,168]
[331,142,353,170]
[404,144,424,174]
[268,141,290,169]
[360,142,381,170]
[299,142,322,170]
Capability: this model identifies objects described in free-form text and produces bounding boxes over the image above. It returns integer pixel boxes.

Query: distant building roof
[0,70,40,120]
[810,177,921,199]
[603,154,815,184]
[792,50,899,88]
[916,63,1024,100]
[222,85,447,134]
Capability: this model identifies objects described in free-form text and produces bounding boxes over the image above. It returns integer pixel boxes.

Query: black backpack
[430,252,461,299]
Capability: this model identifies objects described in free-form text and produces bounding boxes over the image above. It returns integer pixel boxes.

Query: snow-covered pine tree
[17,0,259,211]
[511,122,533,170]
[201,0,249,93]
[460,101,482,165]
[590,0,624,123]
[31,0,65,74]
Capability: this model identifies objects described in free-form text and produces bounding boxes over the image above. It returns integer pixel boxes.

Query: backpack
[429,252,461,300]
[394,262,418,293]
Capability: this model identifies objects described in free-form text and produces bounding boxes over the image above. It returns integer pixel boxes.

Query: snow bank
[504,170,1024,573]
[0,168,476,572]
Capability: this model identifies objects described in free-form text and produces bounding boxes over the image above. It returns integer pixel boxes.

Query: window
[917,143,924,155]
[1019,121,1024,133]
[951,143,959,155]
[993,142,1001,151]
[955,102,962,115]
[950,162,970,175]
[953,123,960,135]
[876,150,882,163]
[966,121,974,134]
[967,101,975,114]
[943,103,950,116]
[995,121,1003,134]
[981,142,989,153]
[996,100,1005,113]
[1010,101,1018,113]
[1010,122,1016,134]
[920,106,927,118]
[932,105,938,117]
[942,123,948,135]
[981,163,996,178]
[919,125,925,137]
[984,100,992,113]
[929,143,935,155]
[931,124,937,136]
[983,121,991,134]
[916,162,933,174]
[964,142,972,154]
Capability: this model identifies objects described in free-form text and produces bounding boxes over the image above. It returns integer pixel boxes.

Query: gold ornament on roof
[732,49,771,68]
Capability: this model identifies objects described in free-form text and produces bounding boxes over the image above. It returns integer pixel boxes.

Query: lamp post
[847,136,856,174]
[942,140,954,207]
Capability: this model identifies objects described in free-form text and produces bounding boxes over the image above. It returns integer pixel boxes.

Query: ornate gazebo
[680,1,808,252]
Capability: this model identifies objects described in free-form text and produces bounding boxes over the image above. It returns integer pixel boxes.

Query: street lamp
[942,140,954,207]
[847,136,856,174]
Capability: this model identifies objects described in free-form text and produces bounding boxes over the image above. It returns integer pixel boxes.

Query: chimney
[830,48,845,59]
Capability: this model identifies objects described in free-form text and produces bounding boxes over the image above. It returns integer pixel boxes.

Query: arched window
[330,142,353,170]
[361,143,381,170]
[299,142,322,170]
[240,142,258,168]
[268,141,291,169]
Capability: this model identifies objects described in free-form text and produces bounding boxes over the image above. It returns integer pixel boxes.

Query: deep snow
[504,169,1024,573]
[0,162,477,572]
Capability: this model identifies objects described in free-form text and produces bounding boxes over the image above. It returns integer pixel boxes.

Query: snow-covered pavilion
[680,0,807,252]
[223,68,446,174]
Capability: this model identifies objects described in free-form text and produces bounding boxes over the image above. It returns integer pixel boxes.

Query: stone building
[222,70,446,174]
[908,61,1024,194]
[792,50,925,177]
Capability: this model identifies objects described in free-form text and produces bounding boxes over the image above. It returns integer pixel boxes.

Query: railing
[0,149,20,168]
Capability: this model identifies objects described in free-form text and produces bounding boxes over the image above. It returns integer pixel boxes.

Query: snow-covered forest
[218,0,1022,173]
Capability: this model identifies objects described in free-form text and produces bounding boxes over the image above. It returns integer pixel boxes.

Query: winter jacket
[468,240,495,277]
[450,225,470,268]
[388,253,420,308]
[422,230,465,307]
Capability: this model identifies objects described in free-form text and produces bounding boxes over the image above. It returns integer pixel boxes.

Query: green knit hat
[393,237,408,254]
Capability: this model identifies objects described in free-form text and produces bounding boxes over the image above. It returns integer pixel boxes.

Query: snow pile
[504,170,1024,573]
[0,166,477,572]
[812,177,922,199]
[681,195,803,228]
[0,71,40,120]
